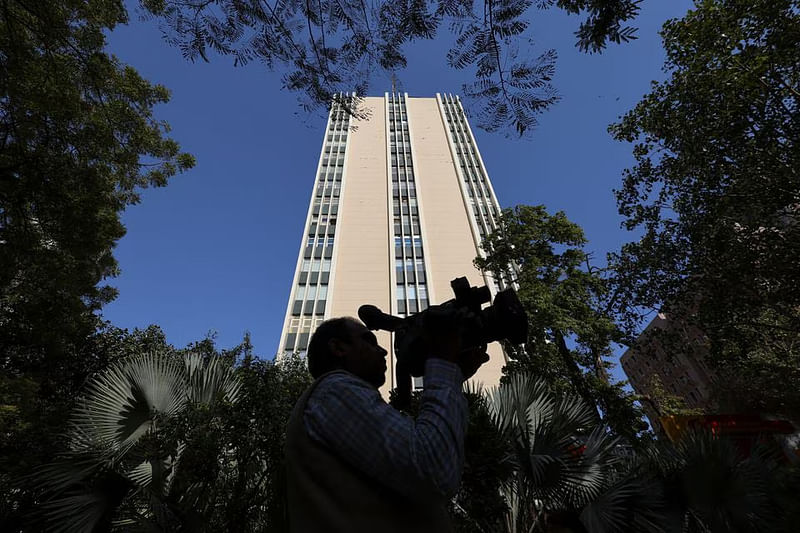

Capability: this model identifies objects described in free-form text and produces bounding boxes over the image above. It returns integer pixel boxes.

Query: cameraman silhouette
[285,313,488,533]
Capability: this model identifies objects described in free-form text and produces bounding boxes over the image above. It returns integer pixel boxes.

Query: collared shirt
[304,358,468,501]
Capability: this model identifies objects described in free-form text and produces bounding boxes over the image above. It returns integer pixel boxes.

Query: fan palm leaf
[655,430,786,532]
[32,350,240,530]
[489,373,616,509]
[578,469,668,533]
[184,351,241,405]
[70,353,186,456]
[488,372,665,532]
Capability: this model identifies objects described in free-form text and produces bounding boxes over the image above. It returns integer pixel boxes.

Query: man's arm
[304,358,468,501]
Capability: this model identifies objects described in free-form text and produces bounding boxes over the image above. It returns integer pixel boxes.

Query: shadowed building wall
[620,312,718,431]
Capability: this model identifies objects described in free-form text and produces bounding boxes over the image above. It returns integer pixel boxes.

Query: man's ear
[328,337,348,359]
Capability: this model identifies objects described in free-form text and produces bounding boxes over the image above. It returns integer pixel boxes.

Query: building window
[284,333,297,351]
[298,332,310,350]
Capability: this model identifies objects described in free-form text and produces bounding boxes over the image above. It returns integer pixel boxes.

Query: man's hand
[457,344,490,380]
[422,307,489,379]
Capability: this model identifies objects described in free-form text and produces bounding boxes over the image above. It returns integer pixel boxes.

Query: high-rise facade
[620,312,717,430]
[278,93,507,394]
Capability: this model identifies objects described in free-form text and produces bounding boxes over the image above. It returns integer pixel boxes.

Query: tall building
[278,93,507,394]
[620,312,718,430]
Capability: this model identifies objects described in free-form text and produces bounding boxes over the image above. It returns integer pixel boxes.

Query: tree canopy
[476,205,647,443]
[140,0,642,137]
[0,0,195,380]
[608,0,800,417]
[0,1,193,525]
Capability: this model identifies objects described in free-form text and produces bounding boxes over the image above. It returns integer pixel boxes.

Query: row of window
[391,166,413,179]
[390,93,434,324]
[397,298,428,314]
[284,315,324,352]
[393,218,421,236]
[308,223,336,238]
[285,331,311,351]
[393,198,418,216]
[284,107,350,352]
[397,283,428,301]
[466,186,490,199]
[290,298,326,317]
[294,283,328,300]
[463,168,487,184]
[306,236,335,246]
[300,258,332,273]
[311,201,338,216]
[290,284,328,316]
[471,203,499,219]
[442,100,501,242]
[390,146,414,154]
[392,182,416,198]
[441,95,507,289]
[321,156,346,166]
[315,185,341,197]
[390,154,414,167]
[319,170,343,181]
[394,235,422,246]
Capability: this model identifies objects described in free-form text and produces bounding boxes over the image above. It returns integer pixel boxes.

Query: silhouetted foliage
[0,2,193,525]
[608,0,800,417]
[140,0,641,137]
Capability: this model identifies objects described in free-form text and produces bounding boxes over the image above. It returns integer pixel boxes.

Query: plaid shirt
[304,358,468,501]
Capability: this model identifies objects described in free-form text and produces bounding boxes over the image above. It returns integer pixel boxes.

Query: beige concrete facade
[405,97,506,387]
[326,97,395,393]
[279,94,508,395]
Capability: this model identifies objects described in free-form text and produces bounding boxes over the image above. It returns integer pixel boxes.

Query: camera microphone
[358,304,404,332]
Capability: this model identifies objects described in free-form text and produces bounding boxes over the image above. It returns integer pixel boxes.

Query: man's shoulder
[303,370,386,442]
[311,370,377,400]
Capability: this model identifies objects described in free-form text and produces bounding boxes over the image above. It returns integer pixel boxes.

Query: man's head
[307,317,388,387]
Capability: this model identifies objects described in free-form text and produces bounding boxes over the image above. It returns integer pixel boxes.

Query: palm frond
[579,472,667,533]
[71,353,186,455]
[33,469,132,533]
[184,351,241,405]
[30,455,106,496]
[29,350,241,530]
[488,372,617,513]
[673,431,784,532]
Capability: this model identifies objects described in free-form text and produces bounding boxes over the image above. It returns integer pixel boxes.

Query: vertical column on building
[278,98,350,355]
[388,92,432,389]
[437,93,508,292]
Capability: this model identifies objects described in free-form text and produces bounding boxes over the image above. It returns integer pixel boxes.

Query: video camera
[358,276,527,407]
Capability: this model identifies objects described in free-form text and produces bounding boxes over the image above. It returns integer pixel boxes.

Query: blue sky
[102,1,695,361]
